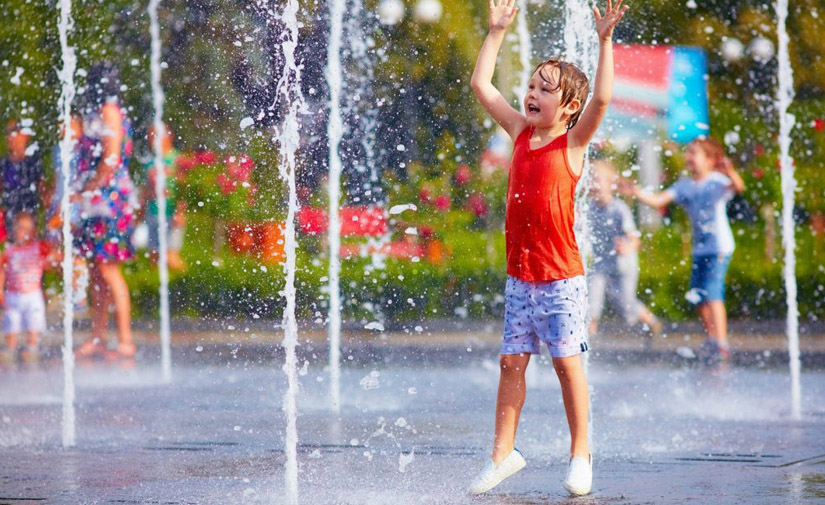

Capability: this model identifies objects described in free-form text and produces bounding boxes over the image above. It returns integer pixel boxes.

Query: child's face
[6,129,31,159]
[685,143,713,177]
[590,164,615,202]
[14,217,35,244]
[523,66,579,129]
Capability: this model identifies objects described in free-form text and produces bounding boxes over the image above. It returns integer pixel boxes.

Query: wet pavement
[1,331,825,504]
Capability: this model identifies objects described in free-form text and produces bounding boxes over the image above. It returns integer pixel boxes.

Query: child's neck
[595,194,613,205]
[531,123,568,141]
[691,168,712,181]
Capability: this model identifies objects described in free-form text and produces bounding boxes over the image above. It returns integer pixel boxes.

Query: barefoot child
[588,161,661,341]
[467,0,627,496]
[622,138,744,363]
[0,213,50,364]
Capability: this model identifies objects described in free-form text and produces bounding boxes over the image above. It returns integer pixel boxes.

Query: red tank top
[505,127,584,282]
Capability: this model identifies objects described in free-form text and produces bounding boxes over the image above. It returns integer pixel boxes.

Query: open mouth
[527,104,541,114]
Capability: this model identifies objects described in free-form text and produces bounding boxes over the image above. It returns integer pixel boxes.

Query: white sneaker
[467,449,527,495]
[563,454,592,495]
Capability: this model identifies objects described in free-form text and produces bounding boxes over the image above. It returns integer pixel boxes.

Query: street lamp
[413,0,442,24]
[378,0,405,25]
[748,36,775,63]
[720,37,745,63]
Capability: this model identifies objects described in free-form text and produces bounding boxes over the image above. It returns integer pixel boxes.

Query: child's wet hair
[14,212,34,226]
[690,136,725,162]
[531,58,590,130]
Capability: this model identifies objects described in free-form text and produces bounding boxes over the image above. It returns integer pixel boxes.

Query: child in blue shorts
[624,137,744,363]
[468,0,627,496]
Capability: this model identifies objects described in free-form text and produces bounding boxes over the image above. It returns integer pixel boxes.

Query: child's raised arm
[470,0,526,141]
[619,178,674,210]
[569,0,628,149]
[716,157,746,194]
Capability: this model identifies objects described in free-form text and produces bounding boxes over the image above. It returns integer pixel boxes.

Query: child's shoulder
[609,198,633,213]
[513,125,531,143]
[708,171,732,185]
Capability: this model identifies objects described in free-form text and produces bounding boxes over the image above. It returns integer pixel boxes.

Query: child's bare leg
[709,301,728,346]
[167,249,185,271]
[588,319,599,337]
[98,262,133,347]
[552,355,590,458]
[25,330,38,348]
[697,302,717,341]
[492,352,531,463]
[89,265,109,341]
[637,307,661,331]
[6,333,19,350]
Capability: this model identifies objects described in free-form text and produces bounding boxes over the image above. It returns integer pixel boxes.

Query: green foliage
[125,211,824,324]
[4,0,825,328]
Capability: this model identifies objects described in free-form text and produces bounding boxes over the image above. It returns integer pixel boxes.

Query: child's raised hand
[488,0,518,32]
[715,156,735,175]
[593,0,628,41]
[617,177,638,197]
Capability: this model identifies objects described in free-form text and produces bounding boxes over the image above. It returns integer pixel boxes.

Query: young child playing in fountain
[467,0,627,496]
[621,137,744,364]
[0,213,50,364]
[588,160,661,342]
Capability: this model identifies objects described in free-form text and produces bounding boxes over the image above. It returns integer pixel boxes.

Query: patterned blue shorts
[687,254,731,305]
[502,275,589,358]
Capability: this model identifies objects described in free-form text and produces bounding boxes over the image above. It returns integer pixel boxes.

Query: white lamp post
[748,36,775,63]
[378,0,405,25]
[414,0,442,24]
[720,37,745,63]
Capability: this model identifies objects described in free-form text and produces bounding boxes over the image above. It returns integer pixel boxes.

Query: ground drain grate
[105,500,197,504]
[676,452,825,467]
[143,440,241,452]
[143,446,212,452]
[415,445,482,456]
[676,453,782,463]
[283,443,367,454]
[270,444,482,456]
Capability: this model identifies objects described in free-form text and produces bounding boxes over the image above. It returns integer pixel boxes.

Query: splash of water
[342,3,385,330]
[56,0,77,449]
[148,0,172,383]
[564,0,598,446]
[326,0,345,413]
[272,0,306,501]
[564,0,598,267]
[514,0,541,389]
[515,0,533,106]
[776,0,800,420]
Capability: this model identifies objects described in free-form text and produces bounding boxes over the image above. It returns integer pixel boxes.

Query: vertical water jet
[148,0,172,383]
[56,0,77,450]
[270,0,307,501]
[326,0,346,414]
[776,0,800,420]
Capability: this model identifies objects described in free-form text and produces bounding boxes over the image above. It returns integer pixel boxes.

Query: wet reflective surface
[1,341,825,504]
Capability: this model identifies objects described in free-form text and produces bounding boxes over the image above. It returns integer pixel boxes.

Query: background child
[0,213,49,364]
[588,160,661,342]
[1,120,45,233]
[622,137,744,364]
[141,123,187,272]
[47,113,92,314]
[468,0,627,496]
